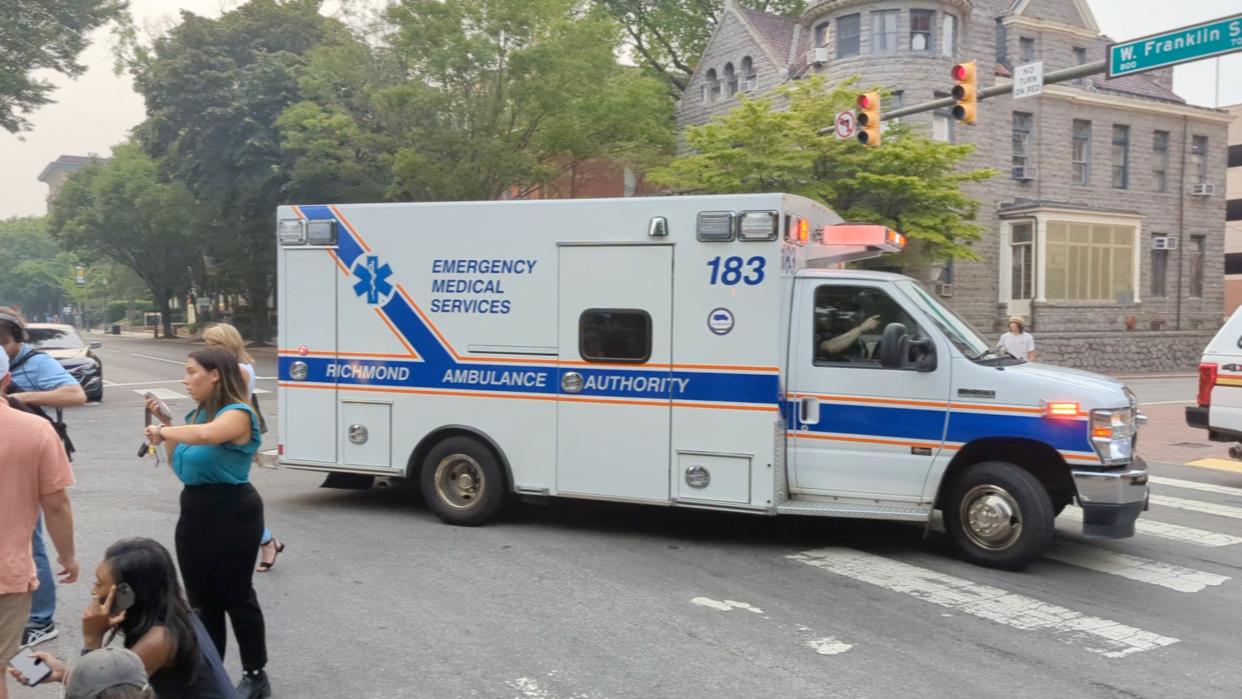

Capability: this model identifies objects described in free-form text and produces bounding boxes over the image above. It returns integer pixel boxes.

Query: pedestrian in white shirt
[998,315,1035,361]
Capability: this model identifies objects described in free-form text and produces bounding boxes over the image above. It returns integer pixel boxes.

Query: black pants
[176,483,268,672]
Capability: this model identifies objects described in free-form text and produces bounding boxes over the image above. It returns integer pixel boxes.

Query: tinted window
[813,285,920,366]
[580,310,651,363]
[26,327,83,350]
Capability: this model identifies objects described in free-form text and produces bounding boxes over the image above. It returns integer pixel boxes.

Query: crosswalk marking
[1044,540,1229,592]
[1184,458,1242,475]
[789,548,1178,658]
[1150,494,1242,520]
[1151,476,1242,499]
[131,388,188,401]
[1060,507,1242,547]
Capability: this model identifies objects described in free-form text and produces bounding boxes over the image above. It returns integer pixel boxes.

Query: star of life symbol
[352,255,394,305]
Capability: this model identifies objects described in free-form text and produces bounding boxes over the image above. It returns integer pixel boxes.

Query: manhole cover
[1171,442,1212,448]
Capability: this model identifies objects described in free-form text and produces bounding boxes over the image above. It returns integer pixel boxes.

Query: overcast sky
[1,0,1239,219]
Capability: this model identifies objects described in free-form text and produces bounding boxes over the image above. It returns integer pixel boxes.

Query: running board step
[776,498,930,521]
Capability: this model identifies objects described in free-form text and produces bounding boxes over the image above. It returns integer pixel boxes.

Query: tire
[419,436,506,526]
[88,386,103,403]
[943,461,1055,571]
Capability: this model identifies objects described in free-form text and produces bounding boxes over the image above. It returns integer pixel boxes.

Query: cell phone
[8,650,51,686]
[144,392,172,422]
[105,583,136,615]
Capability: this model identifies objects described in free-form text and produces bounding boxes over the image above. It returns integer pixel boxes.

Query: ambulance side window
[813,285,921,367]
[580,309,652,363]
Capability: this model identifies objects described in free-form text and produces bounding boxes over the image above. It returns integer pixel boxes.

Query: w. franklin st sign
[1109,14,1242,78]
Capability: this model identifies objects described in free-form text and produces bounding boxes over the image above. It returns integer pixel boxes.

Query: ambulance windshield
[895,280,990,359]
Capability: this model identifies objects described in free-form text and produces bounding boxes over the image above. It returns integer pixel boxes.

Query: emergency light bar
[806,223,907,266]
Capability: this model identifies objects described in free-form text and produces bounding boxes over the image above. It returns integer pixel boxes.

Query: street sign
[75,264,86,286]
[1012,61,1044,99]
[834,110,856,140]
[1108,13,1242,78]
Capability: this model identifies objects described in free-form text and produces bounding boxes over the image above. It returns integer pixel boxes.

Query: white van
[1186,306,1242,451]
[275,193,1148,570]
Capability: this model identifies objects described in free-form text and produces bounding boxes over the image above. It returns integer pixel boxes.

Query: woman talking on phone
[144,347,271,698]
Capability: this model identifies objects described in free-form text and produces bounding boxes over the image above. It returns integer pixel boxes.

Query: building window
[814,21,830,48]
[873,10,898,53]
[705,69,719,101]
[942,14,958,57]
[1152,130,1169,192]
[1045,222,1135,301]
[1012,112,1033,179]
[1191,136,1209,184]
[1011,224,1034,300]
[1073,46,1088,64]
[1111,125,1130,189]
[1019,36,1036,63]
[740,56,755,87]
[933,91,954,143]
[995,19,1008,66]
[579,309,651,363]
[1151,234,1169,297]
[837,14,860,58]
[1072,120,1091,185]
[724,62,737,96]
[910,10,934,52]
[1190,235,1205,297]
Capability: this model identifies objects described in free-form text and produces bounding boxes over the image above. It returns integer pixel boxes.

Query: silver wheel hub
[434,455,485,510]
[960,485,1022,551]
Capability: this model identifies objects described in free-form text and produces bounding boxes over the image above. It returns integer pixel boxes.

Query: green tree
[649,77,995,261]
[0,217,70,315]
[596,0,806,94]
[367,0,675,201]
[0,0,129,133]
[48,144,205,338]
[129,0,349,342]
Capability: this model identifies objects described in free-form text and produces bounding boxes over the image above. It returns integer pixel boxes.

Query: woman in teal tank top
[143,347,272,699]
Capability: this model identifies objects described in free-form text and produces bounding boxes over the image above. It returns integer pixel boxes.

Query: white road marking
[1151,476,1242,499]
[1044,540,1229,592]
[1151,494,1242,520]
[508,677,552,699]
[132,388,188,401]
[107,379,186,388]
[690,597,763,614]
[131,353,189,366]
[1060,507,1242,547]
[806,637,853,655]
[790,548,1178,658]
[1138,399,1194,406]
[253,388,270,394]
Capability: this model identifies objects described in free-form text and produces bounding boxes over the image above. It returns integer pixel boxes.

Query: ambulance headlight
[738,211,779,241]
[278,219,306,245]
[290,361,309,381]
[306,220,338,246]
[1090,408,1136,466]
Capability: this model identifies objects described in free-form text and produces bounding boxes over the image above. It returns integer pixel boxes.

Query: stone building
[678,0,1231,372]
[1225,103,1242,314]
[36,155,99,211]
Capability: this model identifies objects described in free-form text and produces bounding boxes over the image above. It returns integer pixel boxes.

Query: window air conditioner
[805,47,830,65]
[1012,166,1037,181]
[936,282,955,298]
[1191,183,1216,196]
[1152,236,1179,250]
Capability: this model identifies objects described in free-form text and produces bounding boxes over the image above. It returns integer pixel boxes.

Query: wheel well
[936,438,1076,509]
[406,426,514,489]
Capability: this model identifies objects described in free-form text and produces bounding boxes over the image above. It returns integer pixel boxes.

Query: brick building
[1225,103,1242,314]
[678,0,1231,372]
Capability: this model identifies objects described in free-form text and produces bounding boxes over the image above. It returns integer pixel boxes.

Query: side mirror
[879,322,937,372]
[89,341,103,349]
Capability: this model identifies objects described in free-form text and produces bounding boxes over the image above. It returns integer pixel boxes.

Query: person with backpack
[0,307,85,650]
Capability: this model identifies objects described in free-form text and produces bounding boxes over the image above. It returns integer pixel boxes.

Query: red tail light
[278,443,285,456]
[1198,363,1218,407]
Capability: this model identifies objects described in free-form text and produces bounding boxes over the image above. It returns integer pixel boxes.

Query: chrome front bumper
[1070,456,1149,539]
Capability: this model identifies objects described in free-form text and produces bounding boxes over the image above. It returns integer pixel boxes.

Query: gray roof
[1092,74,1184,104]
[978,0,1020,17]
[738,7,798,64]
[36,155,98,182]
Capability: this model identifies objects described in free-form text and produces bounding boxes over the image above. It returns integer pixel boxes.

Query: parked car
[25,323,105,402]
[1187,307,1242,455]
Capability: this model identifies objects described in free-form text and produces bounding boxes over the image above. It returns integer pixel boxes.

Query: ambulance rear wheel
[421,437,505,526]
[944,461,1054,571]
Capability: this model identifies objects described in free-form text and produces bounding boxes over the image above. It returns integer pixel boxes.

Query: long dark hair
[188,346,251,422]
[104,538,198,671]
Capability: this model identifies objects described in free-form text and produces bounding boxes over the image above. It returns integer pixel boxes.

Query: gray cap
[65,648,149,699]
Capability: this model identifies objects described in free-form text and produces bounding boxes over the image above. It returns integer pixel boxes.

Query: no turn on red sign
[834,110,856,140]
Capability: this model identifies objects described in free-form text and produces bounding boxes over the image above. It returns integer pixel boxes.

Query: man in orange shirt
[0,350,77,699]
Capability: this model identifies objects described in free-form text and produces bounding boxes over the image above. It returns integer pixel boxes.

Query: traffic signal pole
[877,59,1107,122]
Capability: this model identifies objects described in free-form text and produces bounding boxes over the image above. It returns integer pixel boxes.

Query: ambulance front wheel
[421,436,505,526]
[944,461,1054,571]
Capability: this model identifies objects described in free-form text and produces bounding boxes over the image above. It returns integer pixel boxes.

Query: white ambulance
[275,193,1148,569]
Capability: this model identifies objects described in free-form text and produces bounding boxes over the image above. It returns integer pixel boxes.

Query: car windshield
[26,327,84,350]
[894,281,991,359]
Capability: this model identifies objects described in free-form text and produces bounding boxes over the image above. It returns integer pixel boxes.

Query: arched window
[706,69,719,101]
[741,56,755,85]
[724,62,738,96]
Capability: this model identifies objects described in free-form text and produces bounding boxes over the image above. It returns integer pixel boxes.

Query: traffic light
[951,61,977,124]
[856,91,881,147]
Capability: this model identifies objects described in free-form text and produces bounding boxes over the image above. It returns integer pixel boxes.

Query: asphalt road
[10,338,1242,698]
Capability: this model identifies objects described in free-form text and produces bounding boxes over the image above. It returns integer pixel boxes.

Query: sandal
[257,540,285,572]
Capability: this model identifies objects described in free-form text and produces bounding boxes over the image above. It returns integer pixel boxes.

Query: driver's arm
[818,315,881,355]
